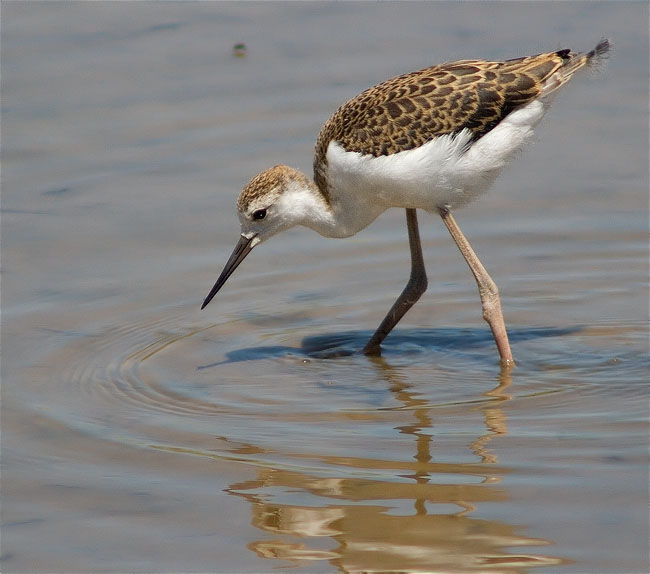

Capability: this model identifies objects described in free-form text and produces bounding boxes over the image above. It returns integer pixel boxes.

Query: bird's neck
[284,175,387,239]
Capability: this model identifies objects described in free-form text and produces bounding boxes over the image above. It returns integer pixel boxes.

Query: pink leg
[439,207,514,366]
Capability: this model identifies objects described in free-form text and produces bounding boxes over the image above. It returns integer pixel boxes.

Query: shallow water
[2,3,648,573]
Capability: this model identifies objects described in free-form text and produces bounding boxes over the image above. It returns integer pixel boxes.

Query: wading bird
[202,40,610,366]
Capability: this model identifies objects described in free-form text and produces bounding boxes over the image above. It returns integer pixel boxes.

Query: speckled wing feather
[313,42,608,194]
[317,51,569,159]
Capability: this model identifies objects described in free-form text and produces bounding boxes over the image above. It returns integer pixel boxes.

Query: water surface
[2,3,648,573]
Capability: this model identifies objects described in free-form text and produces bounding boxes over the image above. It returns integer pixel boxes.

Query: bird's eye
[252,209,267,220]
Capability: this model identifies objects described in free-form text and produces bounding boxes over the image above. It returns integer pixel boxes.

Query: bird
[201,40,610,366]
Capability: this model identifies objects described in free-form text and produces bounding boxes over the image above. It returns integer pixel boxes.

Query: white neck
[277,175,384,239]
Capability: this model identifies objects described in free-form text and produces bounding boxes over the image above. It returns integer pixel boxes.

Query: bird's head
[201,165,320,310]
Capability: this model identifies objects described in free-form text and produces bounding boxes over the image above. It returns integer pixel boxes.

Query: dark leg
[438,207,514,366]
[363,208,428,356]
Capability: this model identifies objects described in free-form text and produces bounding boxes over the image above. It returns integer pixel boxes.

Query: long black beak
[201,234,257,309]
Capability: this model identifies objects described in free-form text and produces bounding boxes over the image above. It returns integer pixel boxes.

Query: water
[2,3,648,573]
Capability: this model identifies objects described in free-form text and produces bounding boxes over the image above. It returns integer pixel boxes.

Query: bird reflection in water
[225,363,566,572]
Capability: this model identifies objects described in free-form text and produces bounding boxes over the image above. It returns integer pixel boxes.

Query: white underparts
[318,98,548,237]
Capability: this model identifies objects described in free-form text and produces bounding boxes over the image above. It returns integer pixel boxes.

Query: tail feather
[541,39,611,97]
[585,38,611,73]
[588,39,612,62]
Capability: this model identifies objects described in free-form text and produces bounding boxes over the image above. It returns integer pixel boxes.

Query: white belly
[324,99,547,235]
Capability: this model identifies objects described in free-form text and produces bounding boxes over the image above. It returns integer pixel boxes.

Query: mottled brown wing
[315,50,569,162]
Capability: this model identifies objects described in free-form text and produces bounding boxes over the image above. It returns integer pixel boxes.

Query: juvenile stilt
[201,40,610,364]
